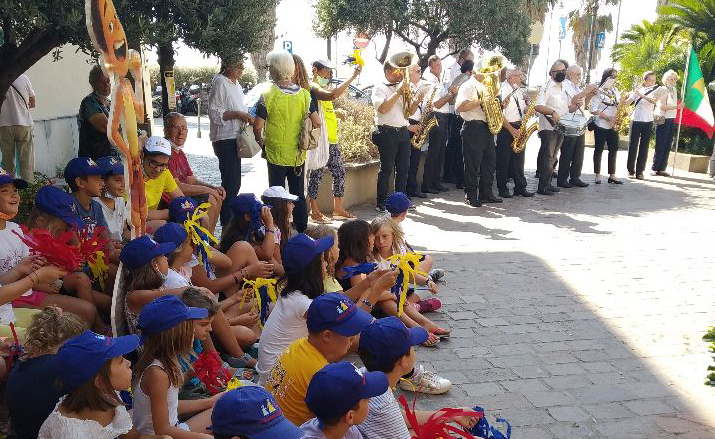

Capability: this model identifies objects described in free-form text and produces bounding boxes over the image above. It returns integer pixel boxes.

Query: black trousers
[212,138,241,226]
[652,118,676,172]
[627,121,653,175]
[461,120,495,201]
[422,113,449,190]
[557,134,586,183]
[443,114,464,184]
[593,125,619,175]
[495,124,528,193]
[407,118,422,194]
[373,126,411,205]
[267,162,307,233]
[537,130,564,189]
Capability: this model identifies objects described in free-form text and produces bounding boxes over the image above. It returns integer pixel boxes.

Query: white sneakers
[398,364,452,395]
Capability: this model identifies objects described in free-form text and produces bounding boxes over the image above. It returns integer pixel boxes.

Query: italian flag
[677,49,714,138]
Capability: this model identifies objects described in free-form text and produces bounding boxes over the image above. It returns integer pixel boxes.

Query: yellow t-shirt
[264,337,328,426]
[323,276,343,294]
[144,169,178,210]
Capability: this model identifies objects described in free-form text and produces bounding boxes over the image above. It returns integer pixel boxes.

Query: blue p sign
[595,32,606,49]
[558,17,567,40]
[283,41,293,54]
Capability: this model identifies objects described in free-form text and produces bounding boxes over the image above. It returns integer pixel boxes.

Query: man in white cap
[142,136,185,223]
[307,59,361,222]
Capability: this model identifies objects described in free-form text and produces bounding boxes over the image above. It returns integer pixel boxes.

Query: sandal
[431,327,451,339]
[310,213,331,224]
[332,211,357,220]
[416,297,442,313]
[423,333,441,347]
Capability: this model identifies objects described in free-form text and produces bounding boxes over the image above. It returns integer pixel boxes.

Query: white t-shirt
[0,75,35,127]
[356,377,411,439]
[500,81,528,124]
[256,290,312,384]
[164,268,191,289]
[0,222,32,302]
[38,396,133,439]
[301,418,364,439]
[455,77,487,122]
[93,197,128,241]
[629,86,658,122]
[208,74,248,142]
[371,82,409,128]
[536,82,570,131]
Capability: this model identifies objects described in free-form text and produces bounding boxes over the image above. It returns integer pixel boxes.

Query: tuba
[476,53,507,135]
[388,52,418,119]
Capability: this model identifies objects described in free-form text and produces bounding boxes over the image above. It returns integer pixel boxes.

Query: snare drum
[556,113,588,137]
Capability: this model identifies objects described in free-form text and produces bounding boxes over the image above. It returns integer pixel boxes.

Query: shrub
[334,96,378,164]
[705,327,715,386]
[17,172,54,225]
[148,65,258,91]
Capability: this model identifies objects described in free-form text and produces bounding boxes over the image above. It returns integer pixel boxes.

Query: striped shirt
[356,380,410,439]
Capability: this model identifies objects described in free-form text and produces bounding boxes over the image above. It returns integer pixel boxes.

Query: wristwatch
[360,299,373,308]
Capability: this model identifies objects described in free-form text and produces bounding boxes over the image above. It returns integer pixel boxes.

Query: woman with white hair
[651,70,683,176]
[626,71,659,180]
[253,50,321,233]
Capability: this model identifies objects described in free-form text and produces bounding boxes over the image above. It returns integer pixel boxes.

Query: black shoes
[556,180,573,188]
[408,191,428,198]
[514,189,535,197]
[480,195,503,203]
[465,197,482,207]
[570,179,589,188]
[537,187,554,195]
[435,184,449,192]
[498,190,513,198]
[608,177,623,184]
[421,187,440,194]
[456,183,464,189]
[546,185,560,193]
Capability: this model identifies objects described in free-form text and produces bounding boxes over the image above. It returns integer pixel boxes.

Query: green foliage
[334,96,378,164]
[314,0,554,67]
[17,172,54,226]
[705,327,715,386]
[658,0,715,82]
[147,64,258,90]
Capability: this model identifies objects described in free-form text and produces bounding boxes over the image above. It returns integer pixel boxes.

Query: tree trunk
[250,6,277,83]
[158,41,175,118]
[376,27,393,64]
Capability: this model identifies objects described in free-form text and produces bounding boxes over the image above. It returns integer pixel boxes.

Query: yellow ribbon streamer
[183,202,218,266]
[87,250,109,290]
[240,277,278,328]
[386,252,426,316]
[226,377,244,390]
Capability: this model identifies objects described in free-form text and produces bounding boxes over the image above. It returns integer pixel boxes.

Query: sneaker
[398,365,452,395]
[428,268,444,282]
[415,297,442,313]
[375,204,386,213]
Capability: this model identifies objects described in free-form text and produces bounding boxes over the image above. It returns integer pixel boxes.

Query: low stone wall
[314,160,380,213]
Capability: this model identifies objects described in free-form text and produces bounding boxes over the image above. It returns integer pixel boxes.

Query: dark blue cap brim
[105,334,141,359]
[249,417,304,439]
[315,235,335,253]
[359,370,390,399]
[187,306,209,320]
[0,177,28,189]
[408,326,429,346]
[61,214,86,230]
[156,242,177,256]
[330,307,374,337]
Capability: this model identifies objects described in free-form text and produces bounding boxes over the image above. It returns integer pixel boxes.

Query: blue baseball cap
[119,235,176,270]
[305,362,388,420]
[385,192,412,215]
[96,156,124,176]
[229,193,263,216]
[168,196,199,223]
[359,316,428,365]
[306,292,373,336]
[34,186,85,229]
[154,222,188,247]
[137,295,208,335]
[0,167,28,189]
[64,157,109,186]
[54,330,140,392]
[211,386,302,439]
[282,233,334,275]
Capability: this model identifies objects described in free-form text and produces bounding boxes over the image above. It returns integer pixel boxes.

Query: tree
[313,0,554,69]
[567,0,619,79]
[658,0,715,82]
[250,7,277,83]
[0,0,93,108]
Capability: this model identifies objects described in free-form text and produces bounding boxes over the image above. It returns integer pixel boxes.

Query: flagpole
[671,45,691,176]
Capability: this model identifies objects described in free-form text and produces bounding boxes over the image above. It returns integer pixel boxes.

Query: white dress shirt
[372,82,409,127]
[591,87,620,130]
[0,75,34,127]
[455,77,487,122]
[499,81,527,124]
[628,86,658,123]
[445,62,464,113]
[208,74,248,142]
[536,81,570,131]
[563,79,585,113]
[422,71,451,114]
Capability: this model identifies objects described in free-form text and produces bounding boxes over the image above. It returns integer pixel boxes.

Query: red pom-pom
[14,227,82,272]
[193,351,232,395]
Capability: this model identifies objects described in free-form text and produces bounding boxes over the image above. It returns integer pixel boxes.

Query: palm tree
[658,0,715,82]
[567,0,619,76]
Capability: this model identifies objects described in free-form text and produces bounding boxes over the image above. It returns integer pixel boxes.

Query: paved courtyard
[175,116,715,439]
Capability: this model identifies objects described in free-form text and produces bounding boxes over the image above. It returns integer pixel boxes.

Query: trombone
[388,52,418,119]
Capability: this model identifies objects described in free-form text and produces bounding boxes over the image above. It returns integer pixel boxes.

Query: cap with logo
[229,193,264,216]
[385,192,412,215]
[153,222,188,247]
[168,196,198,223]
[262,186,298,201]
[96,156,124,176]
[306,292,373,336]
[34,186,85,229]
[64,157,109,187]
[210,386,303,439]
[0,167,28,189]
[282,233,334,275]
[305,361,388,420]
[119,235,176,270]
[54,330,140,393]
[359,316,428,365]
[144,136,172,156]
[137,295,209,336]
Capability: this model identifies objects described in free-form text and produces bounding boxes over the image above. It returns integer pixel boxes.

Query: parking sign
[595,32,606,49]
[283,41,293,54]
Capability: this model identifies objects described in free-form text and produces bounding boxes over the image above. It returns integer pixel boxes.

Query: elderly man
[496,68,534,198]
[443,49,474,189]
[556,64,596,188]
[78,65,113,159]
[163,111,225,232]
[0,74,36,181]
[420,55,453,193]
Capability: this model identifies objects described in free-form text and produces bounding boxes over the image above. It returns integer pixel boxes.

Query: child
[305,224,342,293]
[265,292,373,426]
[210,386,303,439]
[142,136,185,222]
[357,317,478,439]
[64,157,110,235]
[133,295,217,438]
[94,156,130,241]
[6,306,87,439]
[261,185,297,249]
[3,184,101,330]
[302,362,389,439]
[153,222,194,288]
[36,330,158,439]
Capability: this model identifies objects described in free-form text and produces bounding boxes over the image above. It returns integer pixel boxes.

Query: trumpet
[388,52,418,119]
[475,53,507,135]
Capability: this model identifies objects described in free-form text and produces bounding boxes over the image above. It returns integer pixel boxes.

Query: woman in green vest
[253,50,321,233]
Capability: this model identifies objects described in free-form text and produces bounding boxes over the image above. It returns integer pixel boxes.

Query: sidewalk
[180,116,715,438]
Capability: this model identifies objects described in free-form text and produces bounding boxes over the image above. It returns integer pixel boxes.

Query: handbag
[306,101,330,171]
[654,114,666,126]
[236,122,261,158]
[299,111,320,151]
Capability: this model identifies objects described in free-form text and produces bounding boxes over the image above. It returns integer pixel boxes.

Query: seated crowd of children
[0,145,479,438]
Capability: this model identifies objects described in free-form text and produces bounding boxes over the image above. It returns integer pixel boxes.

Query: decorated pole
[671,44,691,177]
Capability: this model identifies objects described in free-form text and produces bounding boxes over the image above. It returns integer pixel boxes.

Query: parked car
[327,79,372,104]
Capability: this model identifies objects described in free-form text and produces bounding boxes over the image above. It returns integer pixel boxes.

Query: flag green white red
[677,49,714,138]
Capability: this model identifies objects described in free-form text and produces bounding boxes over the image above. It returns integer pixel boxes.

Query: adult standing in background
[78,66,113,160]
[626,71,658,180]
[651,70,683,177]
[591,68,624,185]
[443,49,474,189]
[420,55,452,194]
[208,57,254,226]
[0,74,36,181]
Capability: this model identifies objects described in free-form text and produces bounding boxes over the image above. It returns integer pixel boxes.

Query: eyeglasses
[168,125,188,132]
[145,157,168,170]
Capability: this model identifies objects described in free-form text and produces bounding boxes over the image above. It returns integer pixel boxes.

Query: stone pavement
[177,116,715,438]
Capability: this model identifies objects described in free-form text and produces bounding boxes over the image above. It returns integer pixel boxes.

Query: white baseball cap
[262,186,299,201]
[313,59,336,70]
[144,136,172,156]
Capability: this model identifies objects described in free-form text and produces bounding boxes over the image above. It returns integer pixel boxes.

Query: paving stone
[454,346,491,358]
[543,375,594,390]
[547,406,591,422]
[476,317,511,327]
[623,399,677,416]
[582,402,634,420]
[538,352,580,364]
[511,365,551,379]
[655,417,713,434]
[492,408,554,427]
[449,311,479,321]
[595,416,670,438]
[523,391,577,408]
[461,382,506,398]
[549,422,598,439]
[463,368,519,383]
[581,361,617,374]
[500,378,550,393]
[543,363,586,376]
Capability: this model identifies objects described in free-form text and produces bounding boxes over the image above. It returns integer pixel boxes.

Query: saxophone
[411,85,439,149]
[611,91,630,132]
[476,53,507,135]
[511,86,540,153]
